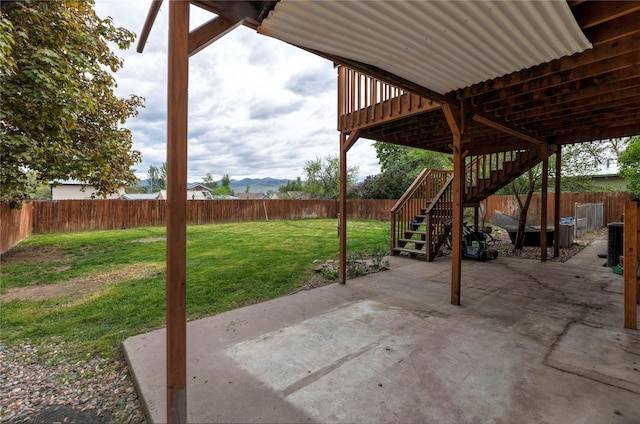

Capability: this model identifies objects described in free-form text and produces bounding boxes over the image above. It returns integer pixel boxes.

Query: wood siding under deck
[337,66,441,134]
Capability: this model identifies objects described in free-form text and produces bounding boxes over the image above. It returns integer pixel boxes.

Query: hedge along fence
[1,199,398,254]
[1,193,631,255]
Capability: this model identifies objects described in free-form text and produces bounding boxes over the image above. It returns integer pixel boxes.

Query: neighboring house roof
[49,179,124,200]
[270,191,311,200]
[236,193,267,200]
[211,194,240,200]
[156,190,237,200]
[593,159,620,177]
[187,183,213,192]
[50,179,87,186]
[121,193,160,200]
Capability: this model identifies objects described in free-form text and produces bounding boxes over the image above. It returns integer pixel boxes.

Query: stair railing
[390,169,452,254]
[423,175,454,260]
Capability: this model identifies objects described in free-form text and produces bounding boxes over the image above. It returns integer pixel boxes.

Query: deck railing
[337,66,440,133]
[390,169,452,257]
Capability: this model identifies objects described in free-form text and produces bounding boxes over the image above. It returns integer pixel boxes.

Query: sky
[93,1,381,184]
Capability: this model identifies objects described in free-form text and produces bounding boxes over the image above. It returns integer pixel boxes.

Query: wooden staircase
[391,147,544,260]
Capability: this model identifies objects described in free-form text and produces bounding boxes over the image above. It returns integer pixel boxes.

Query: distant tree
[159,162,167,190]
[245,185,250,193]
[349,142,451,199]
[278,177,304,192]
[202,173,218,190]
[619,136,640,196]
[125,185,147,194]
[147,165,162,192]
[303,155,358,199]
[375,142,451,173]
[1,1,143,207]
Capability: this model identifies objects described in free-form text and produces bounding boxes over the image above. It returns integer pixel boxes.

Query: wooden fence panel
[1,194,632,254]
[485,192,632,226]
[1,202,32,254]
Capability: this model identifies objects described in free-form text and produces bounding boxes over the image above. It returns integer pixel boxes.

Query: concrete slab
[124,239,640,423]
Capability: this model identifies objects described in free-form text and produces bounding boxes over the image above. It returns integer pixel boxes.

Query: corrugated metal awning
[258,0,592,95]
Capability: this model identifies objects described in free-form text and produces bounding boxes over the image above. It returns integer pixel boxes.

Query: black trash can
[607,222,624,267]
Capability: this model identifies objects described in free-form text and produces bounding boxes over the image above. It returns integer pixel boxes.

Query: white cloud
[95,1,381,184]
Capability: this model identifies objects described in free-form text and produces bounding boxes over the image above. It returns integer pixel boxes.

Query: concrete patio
[124,238,640,423]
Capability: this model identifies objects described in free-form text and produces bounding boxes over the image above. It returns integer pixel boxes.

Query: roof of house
[121,193,160,200]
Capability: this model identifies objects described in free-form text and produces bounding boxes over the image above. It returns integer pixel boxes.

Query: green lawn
[0,219,389,359]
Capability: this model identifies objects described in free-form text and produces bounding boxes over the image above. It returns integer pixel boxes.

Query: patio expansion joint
[280,340,380,397]
[543,320,640,394]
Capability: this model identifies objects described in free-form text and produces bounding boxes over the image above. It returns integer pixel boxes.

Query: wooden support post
[624,202,638,330]
[540,148,548,262]
[473,206,479,232]
[338,130,360,284]
[553,146,561,257]
[166,1,189,422]
[442,104,463,305]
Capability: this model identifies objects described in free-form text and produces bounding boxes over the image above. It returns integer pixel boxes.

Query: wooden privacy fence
[1,199,397,254]
[0,194,631,254]
[484,192,632,226]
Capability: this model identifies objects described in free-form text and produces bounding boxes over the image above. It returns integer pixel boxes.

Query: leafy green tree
[303,155,358,199]
[147,165,162,193]
[278,177,304,192]
[619,136,640,196]
[349,142,451,199]
[202,173,218,190]
[375,142,451,173]
[1,1,143,207]
[159,162,168,189]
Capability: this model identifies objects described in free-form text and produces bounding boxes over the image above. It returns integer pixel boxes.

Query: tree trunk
[513,170,535,250]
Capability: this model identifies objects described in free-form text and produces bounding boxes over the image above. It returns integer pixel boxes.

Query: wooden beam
[166,1,189,422]
[458,33,640,98]
[188,16,243,57]
[191,0,260,28]
[338,130,360,284]
[137,0,163,53]
[582,10,640,46]
[623,202,638,330]
[442,104,463,305]
[553,146,562,258]
[551,122,640,145]
[495,76,640,118]
[540,148,548,262]
[473,55,638,110]
[471,111,546,146]
[571,1,640,30]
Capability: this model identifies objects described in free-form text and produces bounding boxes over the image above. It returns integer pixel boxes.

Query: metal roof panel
[258,0,592,94]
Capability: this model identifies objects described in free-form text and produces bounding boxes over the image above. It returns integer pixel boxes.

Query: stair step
[392,247,427,256]
[399,238,426,245]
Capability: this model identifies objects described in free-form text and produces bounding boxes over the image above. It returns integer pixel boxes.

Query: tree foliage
[278,177,304,192]
[201,172,233,196]
[1,1,143,206]
[618,136,640,196]
[303,155,358,199]
[349,142,451,199]
[147,164,165,192]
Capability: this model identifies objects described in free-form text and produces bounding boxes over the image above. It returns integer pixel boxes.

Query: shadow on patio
[124,237,639,423]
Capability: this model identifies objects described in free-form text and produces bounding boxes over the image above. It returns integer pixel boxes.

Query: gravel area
[485,226,603,262]
[0,339,146,424]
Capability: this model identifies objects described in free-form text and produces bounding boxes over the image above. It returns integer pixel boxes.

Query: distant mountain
[136,177,295,194]
[229,178,292,194]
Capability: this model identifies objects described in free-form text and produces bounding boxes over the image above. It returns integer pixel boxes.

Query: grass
[0,219,389,360]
